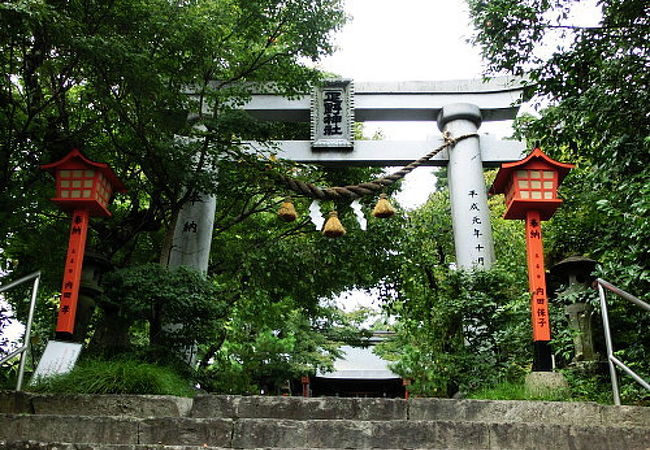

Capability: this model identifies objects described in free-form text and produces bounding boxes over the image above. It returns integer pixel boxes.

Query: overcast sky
[315,0,509,209]
[314,0,600,210]
[321,0,601,311]
[318,0,484,82]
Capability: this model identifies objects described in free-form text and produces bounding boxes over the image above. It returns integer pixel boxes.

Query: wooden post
[525,210,552,370]
[525,210,550,341]
[56,209,90,337]
[301,376,310,397]
[402,378,411,400]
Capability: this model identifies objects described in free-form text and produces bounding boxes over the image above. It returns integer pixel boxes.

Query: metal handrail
[0,271,41,391]
[596,278,650,405]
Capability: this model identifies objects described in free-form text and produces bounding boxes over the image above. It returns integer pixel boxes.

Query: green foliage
[559,368,612,404]
[0,0,346,284]
[91,263,227,362]
[468,0,649,289]
[0,303,13,354]
[199,296,372,394]
[548,287,600,365]
[468,0,649,404]
[0,0,414,394]
[191,158,406,392]
[379,264,531,397]
[29,358,194,396]
[468,371,646,405]
[376,183,532,397]
[468,381,571,402]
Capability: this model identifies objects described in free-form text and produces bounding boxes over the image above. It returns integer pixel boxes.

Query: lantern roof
[41,148,127,193]
[490,147,574,195]
[549,255,598,277]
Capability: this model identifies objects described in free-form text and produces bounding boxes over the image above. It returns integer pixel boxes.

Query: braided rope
[275,132,479,200]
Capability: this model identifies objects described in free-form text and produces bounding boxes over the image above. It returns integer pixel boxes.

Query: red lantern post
[402,378,411,400]
[301,376,310,397]
[491,148,574,370]
[41,149,126,339]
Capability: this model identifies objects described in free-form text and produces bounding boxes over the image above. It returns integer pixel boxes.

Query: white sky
[315,0,600,209]
[321,0,601,312]
[316,0,510,209]
[317,0,483,82]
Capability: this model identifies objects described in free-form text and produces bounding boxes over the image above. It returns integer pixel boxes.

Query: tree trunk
[87,309,132,358]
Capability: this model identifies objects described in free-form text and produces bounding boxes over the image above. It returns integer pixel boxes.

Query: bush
[89,263,228,362]
[29,359,194,396]
[378,263,532,397]
[468,381,571,402]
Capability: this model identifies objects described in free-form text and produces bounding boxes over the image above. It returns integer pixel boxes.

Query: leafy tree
[0,2,343,324]
[1,1,410,387]
[0,304,12,354]
[468,0,649,402]
[467,0,648,288]
[201,297,372,394]
[189,164,408,388]
[0,0,346,276]
[89,264,228,359]
[376,176,532,397]
[0,0,410,389]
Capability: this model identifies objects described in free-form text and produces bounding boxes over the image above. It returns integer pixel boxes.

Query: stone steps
[0,444,384,450]
[2,415,648,449]
[1,392,648,449]
[0,444,232,450]
[4,392,648,426]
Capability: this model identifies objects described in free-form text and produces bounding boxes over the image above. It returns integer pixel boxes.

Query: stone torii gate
[167,77,527,273]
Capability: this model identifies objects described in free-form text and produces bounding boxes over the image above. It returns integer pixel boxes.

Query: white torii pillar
[165,130,216,274]
[167,195,216,273]
[438,103,494,269]
[163,193,215,364]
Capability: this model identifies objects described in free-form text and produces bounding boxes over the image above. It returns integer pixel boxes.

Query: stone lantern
[42,149,126,338]
[550,256,599,364]
[71,250,113,341]
[550,255,597,288]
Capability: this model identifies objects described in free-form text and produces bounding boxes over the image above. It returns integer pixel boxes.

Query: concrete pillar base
[524,371,569,397]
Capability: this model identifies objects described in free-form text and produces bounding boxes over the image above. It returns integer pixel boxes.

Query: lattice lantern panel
[491,147,574,221]
[506,169,558,204]
[42,149,126,217]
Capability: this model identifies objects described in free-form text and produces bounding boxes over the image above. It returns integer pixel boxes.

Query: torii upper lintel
[241,77,527,123]
[172,77,530,272]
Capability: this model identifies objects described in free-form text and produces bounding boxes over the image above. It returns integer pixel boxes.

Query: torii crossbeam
[168,77,528,272]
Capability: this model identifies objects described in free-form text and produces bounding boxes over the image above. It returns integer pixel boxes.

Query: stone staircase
[1,391,648,449]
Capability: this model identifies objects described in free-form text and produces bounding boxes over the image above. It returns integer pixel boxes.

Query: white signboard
[32,340,82,382]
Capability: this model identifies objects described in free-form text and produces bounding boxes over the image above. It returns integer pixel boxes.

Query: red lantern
[491,147,573,221]
[491,148,574,370]
[41,149,126,338]
[41,148,126,217]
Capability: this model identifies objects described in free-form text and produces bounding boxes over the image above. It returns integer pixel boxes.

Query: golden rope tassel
[278,197,298,222]
[372,193,395,218]
[322,211,346,238]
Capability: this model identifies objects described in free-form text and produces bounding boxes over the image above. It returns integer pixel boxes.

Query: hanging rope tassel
[278,197,298,222]
[322,211,346,238]
[372,193,395,218]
